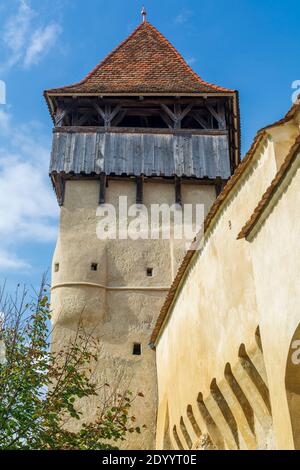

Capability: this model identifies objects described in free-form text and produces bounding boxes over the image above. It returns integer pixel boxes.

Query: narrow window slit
[147,268,153,277]
[133,343,142,356]
[91,263,98,271]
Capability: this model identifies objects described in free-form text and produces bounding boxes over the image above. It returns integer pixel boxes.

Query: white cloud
[0,108,59,271]
[174,9,193,25]
[0,80,6,105]
[0,109,11,132]
[24,23,61,68]
[2,0,34,63]
[0,250,30,270]
[186,57,197,66]
[0,0,62,72]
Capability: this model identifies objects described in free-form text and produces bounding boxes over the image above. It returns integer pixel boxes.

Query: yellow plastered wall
[155,122,300,450]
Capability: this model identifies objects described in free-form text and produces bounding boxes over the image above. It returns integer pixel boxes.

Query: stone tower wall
[51,178,216,449]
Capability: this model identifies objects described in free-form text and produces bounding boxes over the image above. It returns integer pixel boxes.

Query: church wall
[155,136,282,450]
[249,151,300,449]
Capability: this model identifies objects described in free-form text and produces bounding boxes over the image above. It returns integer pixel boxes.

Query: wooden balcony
[50,127,231,180]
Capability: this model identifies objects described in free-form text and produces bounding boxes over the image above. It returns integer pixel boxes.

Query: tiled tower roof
[45,21,235,95]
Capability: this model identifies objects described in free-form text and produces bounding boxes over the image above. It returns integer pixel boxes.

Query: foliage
[0,280,141,450]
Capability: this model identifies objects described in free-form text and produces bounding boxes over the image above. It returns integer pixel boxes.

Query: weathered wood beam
[94,104,107,124]
[192,111,209,129]
[55,104,75,127]
[95,98,218,106]
[161,103,177,122]
[136,176,144,205]
[112,110,127,127]
[54,126,228,135]
[161,103,193,129]
[99,173,107,205]
[175,176,182,206]
[160,111,174,129]
[54,174,65,206]
[109,104,122,122]
[94,103,122,127]
[178,103,193,121]
[55,108,67,127]
[206,104,226,130]
[217,102,227,129]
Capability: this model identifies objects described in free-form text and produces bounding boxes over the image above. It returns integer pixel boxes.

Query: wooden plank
[125,134,134,175]
[133,135,143,175]
[198,136,208,178]
[164,135,174,176]
[143,134,155,175]
[56,174,65,206]
[54,126,228,136]
[50,133,60,172]
[50,131,231,179]
[96,133,105,173]
[84,133,94,174]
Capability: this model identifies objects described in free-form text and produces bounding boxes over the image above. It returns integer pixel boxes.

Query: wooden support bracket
[94,103,122,128]
[161,103,193,129]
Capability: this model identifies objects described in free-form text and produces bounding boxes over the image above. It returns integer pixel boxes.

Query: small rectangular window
[147,268,153,277]
[133,343,142,356]
[54,263,59,272]
[91,263,98,271]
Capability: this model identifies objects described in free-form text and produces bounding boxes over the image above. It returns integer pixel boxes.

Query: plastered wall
[155,118,300,450]
[51,177,216,449]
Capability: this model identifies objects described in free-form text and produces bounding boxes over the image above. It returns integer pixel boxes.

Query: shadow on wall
[168,326,275,451]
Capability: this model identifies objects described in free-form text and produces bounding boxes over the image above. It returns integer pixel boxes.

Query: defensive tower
[45,16,240,449]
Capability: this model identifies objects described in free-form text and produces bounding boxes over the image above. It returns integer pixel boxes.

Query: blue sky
[0,0,299,291]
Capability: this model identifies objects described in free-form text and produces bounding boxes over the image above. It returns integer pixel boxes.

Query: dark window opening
[54,263,59,272]
[147,268,153,277]
[147,115,169,128]
[91,263,98,271]
[70,111,104,127]
[133,343,142,356]
[181,114,219,130]
[117,114,168,129]
[181,115,203,130]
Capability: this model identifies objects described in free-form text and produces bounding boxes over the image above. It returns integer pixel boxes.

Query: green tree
[0,280,142,450]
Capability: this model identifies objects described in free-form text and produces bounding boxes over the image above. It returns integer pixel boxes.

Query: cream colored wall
[268,121,299,167]
[155,136,287,450]
[51,177,216,450]
[249,152,300,449]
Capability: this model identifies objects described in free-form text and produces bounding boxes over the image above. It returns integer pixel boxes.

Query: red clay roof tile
[45,21,234,95]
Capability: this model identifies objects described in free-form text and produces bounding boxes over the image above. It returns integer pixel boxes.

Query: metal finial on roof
[141,6,147,23]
